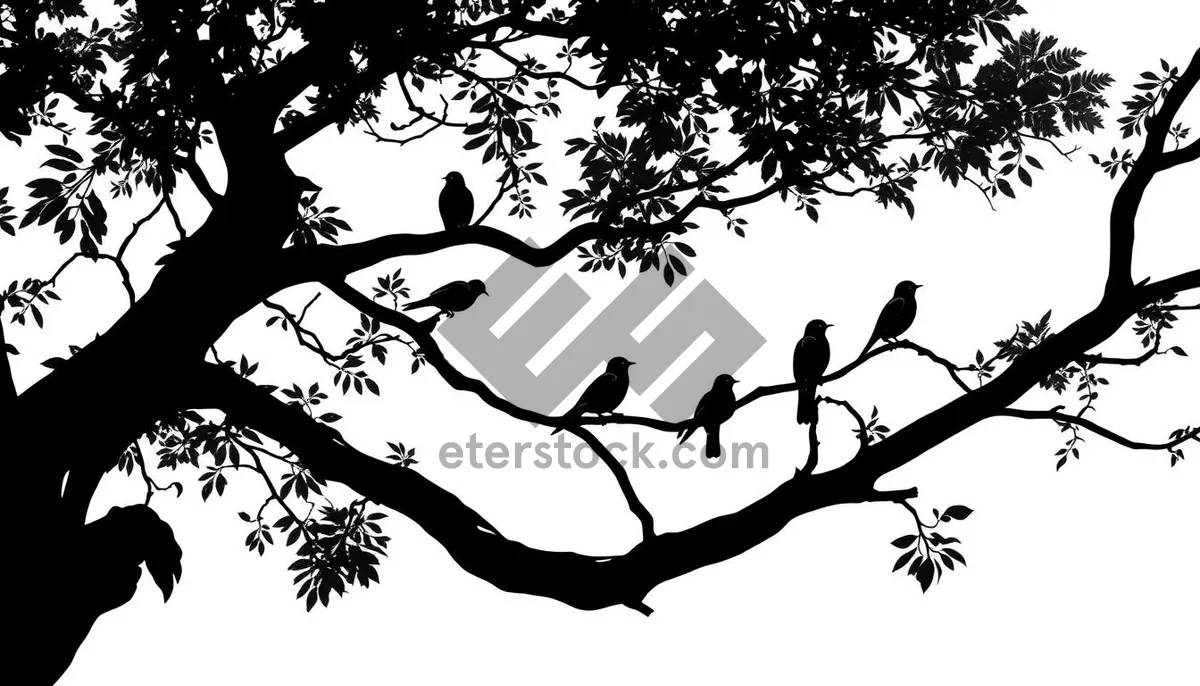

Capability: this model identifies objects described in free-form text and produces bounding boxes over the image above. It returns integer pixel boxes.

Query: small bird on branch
[551,357,636,434]
[794,319,832,425]
[678,374,739,458]
[439,171,475,231]
[402,279,488,318]
[860,280,921,357]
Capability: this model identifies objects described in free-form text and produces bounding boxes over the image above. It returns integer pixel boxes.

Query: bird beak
[732,379,740,384]
[915,284,924,289]
[826,324,835,328]
[629,361,637,366]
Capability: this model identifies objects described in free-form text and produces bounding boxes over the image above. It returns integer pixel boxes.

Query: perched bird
[678,374,739,458]
[439,171,475,231]
[552,357,635,434]
[793,319,833,425]
[402,279,488,317]
[860,280,921,358]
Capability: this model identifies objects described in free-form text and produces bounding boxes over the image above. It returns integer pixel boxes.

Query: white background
[2,2,1197,684]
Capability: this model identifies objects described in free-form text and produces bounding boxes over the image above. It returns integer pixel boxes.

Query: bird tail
[860,335,878,360]
[402,298,430,312]
[796,384,817,425]
[551,406,584,435]
[705,425,721,459]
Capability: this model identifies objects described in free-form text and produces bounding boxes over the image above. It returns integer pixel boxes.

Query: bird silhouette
[793,319,832,425]
[551,357,635,434]
[402,279,487,317]
[678,374,739,458]
[439,171,475,230]
[860,280,921,358]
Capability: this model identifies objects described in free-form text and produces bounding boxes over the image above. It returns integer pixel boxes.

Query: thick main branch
[189,360,910,614]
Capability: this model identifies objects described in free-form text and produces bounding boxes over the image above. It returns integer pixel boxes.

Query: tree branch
[566,426,656,540]
[312,280,965,538]
[117,198,166,261]
[470,42,604,92]
[854,283,1196,483]
[820,396,870,450]
[318,280,655,537]
[1157,138,1200,171]
[1145,48,1200,162]
[186,359,907,615]
[1107,48,1200,297]
[288,222,614,280]
[1079,333,1162,367]
[555,339,967,436]
[312,279,988,542]
[999,409,1199,452]
[1143,269,1200,302]
[262,296,414,369]
[800,421,821,476]
[264,11,579,152]
[178,155,221,205]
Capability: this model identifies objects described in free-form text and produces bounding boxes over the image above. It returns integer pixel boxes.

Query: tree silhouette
[1,1,1197,682]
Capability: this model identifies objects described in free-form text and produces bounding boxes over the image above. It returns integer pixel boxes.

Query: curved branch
[187,359,912,615]
[820,396,870,450]
[319,279,970,442]
[314,280,966,539]
[581,340,961,432]
[1145,49,1200,162]
[470,42,604,92]
[262,297,414,368]
[177,155,221,205]
[318,278,989,545]
[1080,347,1157,367]
[566,426,656,540]
[92,254,136,307]
[851,289,1190,483]
[288,222,615,280]
[999,409,1199,452]
[117,197,168,260]
[398,78,469,128]
[1108,48,1200,296]
[319,281,654,536]
[719,339,970,428]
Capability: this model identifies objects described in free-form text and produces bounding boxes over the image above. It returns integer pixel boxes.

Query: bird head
[897,280,922,295]
[805,319,832,336]
[468,279,488,296]
[443,171,465,185]
[608,357,635,372]
[715,373,739,388]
